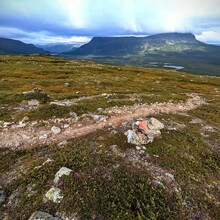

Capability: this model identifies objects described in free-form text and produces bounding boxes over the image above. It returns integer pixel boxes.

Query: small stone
[22,116,29,122]
[51,126,61,135]
[153,180,164,187]
[17,122,27,128]
[111,130,118,134]
[39,132,51,139]
[42,158,54,165]
[64,82,70,87]
[148,117,164,130]
[28,99,39,107]
[70,111,78,118]
[3,122,14,127]
[32,121,38,126]
[63,124,69,129]
[44,187,63,203]
[92,115,99,121]
[136,146,141,150]
[28,211,62,220]
[32,88,43,93]
[165,173,175,181]
[54,167,73,184]
[202,125,215,132]
[58,140,68,146]
[14,141,22,148]
[0,190,8,204]
[97,108,104,113]
[13,106,26,111]
[189,118,203,124]
[50,100,73,107]
[34,165,42,170]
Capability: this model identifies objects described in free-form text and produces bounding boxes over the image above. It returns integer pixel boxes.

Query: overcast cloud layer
[0,0,220,45]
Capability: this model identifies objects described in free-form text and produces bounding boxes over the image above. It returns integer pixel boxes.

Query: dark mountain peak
[0,37,48,55]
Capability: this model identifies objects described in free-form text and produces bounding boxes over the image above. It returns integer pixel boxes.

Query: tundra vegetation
[0,55,219,219]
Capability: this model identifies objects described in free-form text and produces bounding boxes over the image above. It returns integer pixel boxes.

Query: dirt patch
[0,94,206,149]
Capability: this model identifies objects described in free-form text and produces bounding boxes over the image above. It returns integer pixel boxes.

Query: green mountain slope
[65,33,208,56]
[63,33,220,76]
[0,38,48,55]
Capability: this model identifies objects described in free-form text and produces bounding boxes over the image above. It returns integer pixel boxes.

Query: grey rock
[63,124,69,129]
[70,111,78,118]
[147,117,164,130]
[44,187,63,203]
[136,146,141,150]
[28,99,40,107]
[13,106,26,111]
[28,211,62,220]
[22,116,29,122]
[97,107,104,113]
[51,126,61,135]
[3,122,14,127]
[50,100,73,107]
[56,213,79,220]
[202,125,215,132]
[64,82,70,87]
[125,117,164,145]
[32,88,44,93]
[91,114,108,122]
[165,173,175,181]
[58,140,68,146]
[0,190,7,204]
[54,167,72,184]
[39,133,51,139]
[111,130,118,134]
[189,118,203,124]
[42,158,54,165]
[17,121,27,128]
[34,165,42,170]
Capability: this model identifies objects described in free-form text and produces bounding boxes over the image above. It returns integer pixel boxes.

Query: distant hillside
[39,44,78,54]
[63,33,220,76]
[65,33,207,56]
[0,38,48,55]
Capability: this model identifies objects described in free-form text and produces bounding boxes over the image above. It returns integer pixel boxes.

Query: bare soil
[0,94,206,149]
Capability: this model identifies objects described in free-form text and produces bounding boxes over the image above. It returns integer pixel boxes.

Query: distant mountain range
[63,33,220,76]
[65,33,220,57]
[0,38,48,54]
[0,33,220,75]
[39,44,78,54]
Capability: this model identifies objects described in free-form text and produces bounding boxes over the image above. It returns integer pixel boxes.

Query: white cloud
[0,0,220,43]
[0,27,91,45]
[196,30,220,43]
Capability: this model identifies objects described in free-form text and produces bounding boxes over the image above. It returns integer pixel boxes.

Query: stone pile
[125,117,164,145]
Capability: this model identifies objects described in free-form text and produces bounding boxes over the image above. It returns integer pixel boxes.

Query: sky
[0,0,220,45]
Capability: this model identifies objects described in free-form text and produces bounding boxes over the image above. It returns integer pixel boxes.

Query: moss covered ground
[0,55,219,219]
